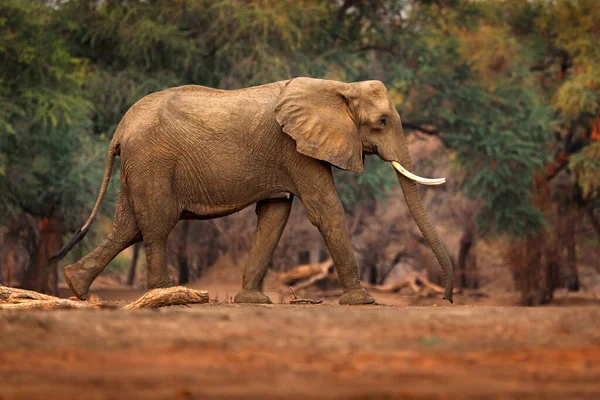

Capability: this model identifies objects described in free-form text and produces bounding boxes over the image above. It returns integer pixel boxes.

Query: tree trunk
[509,232,560,307]
[126,242,141,286]
[457,223,479,290]
[4,248,16,286]
[298,250,310,264]
[177,221,190,285]
[565,209,579,291]
[368,264,377,285]
[457,228,472,289]
[22,216,62,296]
[586,205,600,242]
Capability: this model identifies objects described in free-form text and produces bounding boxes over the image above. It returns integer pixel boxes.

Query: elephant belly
[179,189,292,220]
[174,161,294,220]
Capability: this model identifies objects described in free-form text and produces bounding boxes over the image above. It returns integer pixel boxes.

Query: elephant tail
[48,139,120,264]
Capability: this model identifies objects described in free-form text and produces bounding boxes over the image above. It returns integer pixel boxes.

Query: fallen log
[279,259,334,286]
[0,286,209,310]
[0,286,59,302]
[123,286,209,309]
[0,286,109,309]
[0,298,109,310]
[362,273,447,295]
[362,274,489,299]
[278,260,491,301]
[280,262,450,300]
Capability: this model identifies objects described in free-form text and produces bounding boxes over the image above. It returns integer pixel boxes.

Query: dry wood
[287,286,323,304]
[0,285,209,310]
[362,275,489,299]
[122,286,209,309]
[0,299,110,310]
[361,273,444,295]
[279,259,334,286]
[290,299,323,304]
[0,286,60,302]
[279,260,491,301]
[292,270,330,292]
[0,286,109,309]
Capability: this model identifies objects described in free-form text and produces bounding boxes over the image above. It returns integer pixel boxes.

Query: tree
[0,0,107,294]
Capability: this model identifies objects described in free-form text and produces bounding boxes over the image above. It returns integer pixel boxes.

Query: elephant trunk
[395,166,454,303]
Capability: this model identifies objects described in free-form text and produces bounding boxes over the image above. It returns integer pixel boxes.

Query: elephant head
[275,77,454,302]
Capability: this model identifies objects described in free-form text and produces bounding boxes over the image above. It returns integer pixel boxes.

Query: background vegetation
[0,0,598,304]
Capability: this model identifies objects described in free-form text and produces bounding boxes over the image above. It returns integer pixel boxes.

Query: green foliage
[335,157,397,206]
[104,252,131,274]
[447,85,552,235]
[570,142,600,200]
[440,79,554,236]
[0,1,90,136]
[0,121,116,225]
[533,0,600,210]
[536,0,600,121]
[0,0,108,227]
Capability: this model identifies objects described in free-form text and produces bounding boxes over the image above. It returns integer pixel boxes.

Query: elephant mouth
[391,161,446,186]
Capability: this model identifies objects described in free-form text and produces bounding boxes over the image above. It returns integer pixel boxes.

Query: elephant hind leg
[142,234,175,290]
[64,190,141,300]
[131,185,180,290]
[234,198,293,304]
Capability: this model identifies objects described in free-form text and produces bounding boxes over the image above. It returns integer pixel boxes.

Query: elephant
[50,77,454,305]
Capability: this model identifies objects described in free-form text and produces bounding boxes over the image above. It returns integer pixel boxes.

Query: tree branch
[336,0,360,23]
[545,127,591,182]
[545,160,569,182]
[402,122,439,136]
[402,121,452,147]
[586,205,600,243]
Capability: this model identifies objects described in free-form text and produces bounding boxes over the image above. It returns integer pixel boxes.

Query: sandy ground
[1,294,600,400]
[3,256,600,399]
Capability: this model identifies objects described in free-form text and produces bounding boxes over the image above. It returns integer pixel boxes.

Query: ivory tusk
[391,161,446,186]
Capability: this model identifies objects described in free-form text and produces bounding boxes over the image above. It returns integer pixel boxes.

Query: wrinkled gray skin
[54,78,454,305]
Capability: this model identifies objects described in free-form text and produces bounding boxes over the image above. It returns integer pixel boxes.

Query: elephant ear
[275,77,364,173]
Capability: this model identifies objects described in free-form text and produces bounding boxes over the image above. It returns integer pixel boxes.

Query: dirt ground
[1,287,600,400]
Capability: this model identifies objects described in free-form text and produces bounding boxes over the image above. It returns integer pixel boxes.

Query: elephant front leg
[300,186,375,305]
[234,197,293,304]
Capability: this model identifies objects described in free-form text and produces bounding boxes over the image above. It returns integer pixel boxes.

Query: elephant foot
[147,275,174,290]
[234,290,273,304]
[64,262,95,300]
[339,288,376,305]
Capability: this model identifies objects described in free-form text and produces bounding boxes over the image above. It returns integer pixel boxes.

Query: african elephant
[50,77,454,305]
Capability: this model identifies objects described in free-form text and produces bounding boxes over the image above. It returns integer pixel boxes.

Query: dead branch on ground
[290,299,323,304]
[0,285,209,310]
[123,286,209,309]
[279,260,490,301]
[279,259,334,289]
[0,286,110,309]
[363,273,445,294]
[287,286,323,305]
[362,274,489,299]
